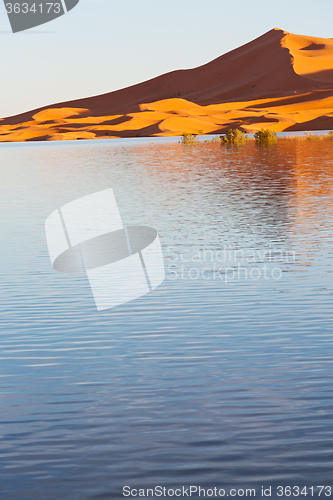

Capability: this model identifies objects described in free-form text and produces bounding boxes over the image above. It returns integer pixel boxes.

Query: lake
[1,137,333,499]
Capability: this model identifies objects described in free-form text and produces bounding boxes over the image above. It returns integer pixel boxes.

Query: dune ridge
[2,28,333,142]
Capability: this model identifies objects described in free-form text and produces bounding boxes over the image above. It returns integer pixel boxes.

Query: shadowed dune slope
[2,28,333,141]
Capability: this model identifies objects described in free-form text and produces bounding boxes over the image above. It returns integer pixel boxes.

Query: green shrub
[326,131,333,141]
[254,128,277,144]
[181,133,198,144]
[220,128,246,144]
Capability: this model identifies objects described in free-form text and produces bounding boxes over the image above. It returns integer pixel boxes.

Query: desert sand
[1,28,333,142]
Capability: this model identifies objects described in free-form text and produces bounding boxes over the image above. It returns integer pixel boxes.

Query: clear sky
[1,0,333,118]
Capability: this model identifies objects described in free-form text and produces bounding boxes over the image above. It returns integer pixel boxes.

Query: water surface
[1,138,333,499]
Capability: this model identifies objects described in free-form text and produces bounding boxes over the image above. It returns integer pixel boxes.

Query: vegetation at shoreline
[181,133,198,144]
[180,129,333,145]
[220,129,247,144]
[304,131,333,141]
[254,128,277,144]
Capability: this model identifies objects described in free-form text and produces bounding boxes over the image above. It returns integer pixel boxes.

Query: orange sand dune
[2,28,333,142]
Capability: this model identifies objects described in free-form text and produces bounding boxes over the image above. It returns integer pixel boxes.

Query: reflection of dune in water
[293,141,333,222]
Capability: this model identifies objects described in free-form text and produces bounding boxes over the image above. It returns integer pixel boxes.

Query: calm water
[1,138,333,499]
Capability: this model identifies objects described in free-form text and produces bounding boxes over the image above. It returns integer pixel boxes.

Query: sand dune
[2,28,333,142]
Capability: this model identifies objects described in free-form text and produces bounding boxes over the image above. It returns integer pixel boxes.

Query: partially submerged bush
[209,136,222,143]
[305,132,320,140]
[281,131,333,141]
[220,128,246,144]
[303,131,333,141]
[254,128,277,144]
[181,133,198,144]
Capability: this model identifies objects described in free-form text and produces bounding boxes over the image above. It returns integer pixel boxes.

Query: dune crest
[2,28,333,142]
[281,31,333,82]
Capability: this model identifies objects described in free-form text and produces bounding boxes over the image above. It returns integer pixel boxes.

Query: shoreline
[1,130,333,147]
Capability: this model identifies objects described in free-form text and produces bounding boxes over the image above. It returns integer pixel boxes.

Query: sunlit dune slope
[2,28,333,142]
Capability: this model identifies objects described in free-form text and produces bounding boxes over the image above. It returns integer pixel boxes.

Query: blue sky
[1,0,333,118]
